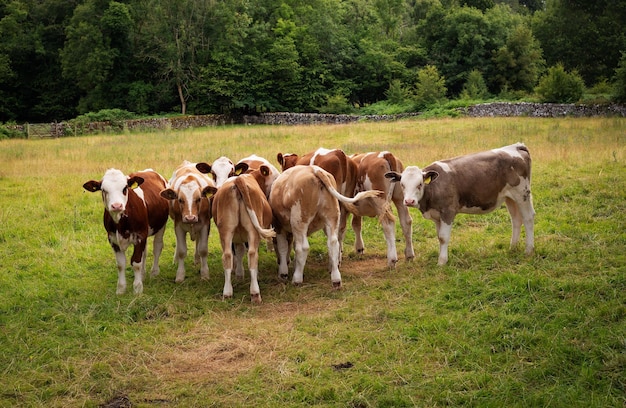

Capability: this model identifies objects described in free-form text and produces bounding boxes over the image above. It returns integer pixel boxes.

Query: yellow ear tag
[424,176,432,185]
[130,181,140,189]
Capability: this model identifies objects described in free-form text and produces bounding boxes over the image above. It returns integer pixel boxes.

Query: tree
[533,0,626,85]
[535,63,585,103]
[460,69,489,99]
[137,0,213,114]
[491,24,544,92]
[612,52,626,103]
[413,65,447,108]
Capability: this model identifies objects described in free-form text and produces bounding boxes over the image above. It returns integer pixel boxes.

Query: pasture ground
[0,117,624,407]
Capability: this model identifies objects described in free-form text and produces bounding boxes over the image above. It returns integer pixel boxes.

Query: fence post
[26,123,30,139]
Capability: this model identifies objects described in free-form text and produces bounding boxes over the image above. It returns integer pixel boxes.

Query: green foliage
[412,65,447,108]
[461,69,490,99]
[532,0,626,85]
[612,52,626,103]
[535,63,585,103]
[319,93,355,114]
[385,79,411,104]
[0,122,24,139]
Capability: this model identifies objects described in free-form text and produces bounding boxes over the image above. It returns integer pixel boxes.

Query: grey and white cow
[385,143,535,265]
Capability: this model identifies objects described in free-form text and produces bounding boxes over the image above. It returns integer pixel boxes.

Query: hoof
[332,281,342,290]
[357,248,364,254]
[279,274,289,281]
[222,294,233,300]
[251,293,262,304]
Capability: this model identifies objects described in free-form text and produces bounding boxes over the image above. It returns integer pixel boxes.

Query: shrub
[611,52,626,103]
[460,70,489,100]
[412,65,447,109]
[535,64,585,103]
[319,94,355,114]
[385,79,411,105]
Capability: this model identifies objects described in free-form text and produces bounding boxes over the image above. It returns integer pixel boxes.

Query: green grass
[0,117,624,407]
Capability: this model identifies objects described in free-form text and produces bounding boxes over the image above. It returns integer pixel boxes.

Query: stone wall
[463,102,626,118]
[9,103,625,138]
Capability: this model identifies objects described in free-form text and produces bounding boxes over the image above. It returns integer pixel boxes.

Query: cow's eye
[178,198,184,204]
[122,186,128,194]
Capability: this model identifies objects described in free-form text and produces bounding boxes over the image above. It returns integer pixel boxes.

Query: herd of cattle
[83,143,535,302]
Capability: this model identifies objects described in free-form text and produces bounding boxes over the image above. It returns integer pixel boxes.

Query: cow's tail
[313,167,384,214]
[234,177,276,240]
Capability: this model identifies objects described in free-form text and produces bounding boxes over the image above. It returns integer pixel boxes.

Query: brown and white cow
[203,170,276,303]
[269,165,383,288]
[237,154,280,198]
[160,161,214,283]
[350,151,415,267]
[83,168,169,294]
[385,143,535,265]
[277,148,358,250]
[196,156,248,188]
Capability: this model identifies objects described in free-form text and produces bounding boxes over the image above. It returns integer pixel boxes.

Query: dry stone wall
[11,103,626,138]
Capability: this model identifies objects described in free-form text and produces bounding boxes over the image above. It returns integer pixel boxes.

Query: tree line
[1,0,625,123]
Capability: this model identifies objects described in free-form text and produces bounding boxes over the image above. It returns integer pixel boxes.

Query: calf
[83,169,169,294]
[237,154,280,198]
[350,151,415,267]
[385,143,535,265]
[203,170,275,303]
[160,161,214,282]
[196,156,248,187]
[277,148,358,252]
[270,165,383,288]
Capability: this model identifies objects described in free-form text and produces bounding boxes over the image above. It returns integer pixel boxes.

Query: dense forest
[1,0,625,122]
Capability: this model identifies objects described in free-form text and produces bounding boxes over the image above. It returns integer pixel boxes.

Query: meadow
[0,117,624,407]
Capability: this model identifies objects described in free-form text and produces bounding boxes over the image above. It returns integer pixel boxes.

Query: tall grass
[0,117,624,407]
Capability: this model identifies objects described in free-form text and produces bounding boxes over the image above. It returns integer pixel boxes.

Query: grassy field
[0,117,624,407]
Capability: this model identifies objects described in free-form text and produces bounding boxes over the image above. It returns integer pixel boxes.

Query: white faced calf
[83,169,169,294]
[160,161,214,283]
[385,143,535,265]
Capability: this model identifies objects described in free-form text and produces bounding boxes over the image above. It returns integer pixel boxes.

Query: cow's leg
[130,242,147,294]
[394,200,415,261]
[114,250,127,294]
[292,228,310,285]
[221,232,234,299]
[352,214,365,254]
[234,243,246,278]
[337,208,348,262]
[247,234,262,303]
[518,197,535,255]
[173,225,188,283]
[150,226,165,277]
[275,232,290,280]
[434,218,453,266]
[505,198,523,249]
[196,226,210,280]
[380,213,399,268]
[324,224,342,289]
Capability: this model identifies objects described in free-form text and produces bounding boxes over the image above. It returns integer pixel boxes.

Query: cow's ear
[160,188,177,200]
[127,176,144,189]
[276,153,284,167]
[83,180,102,192]
[423,170,439,185]
[234,162,248,175]
[202,186,218,199]
[260,165,271,177]
[384,171,401,182]
[196,162,211,174]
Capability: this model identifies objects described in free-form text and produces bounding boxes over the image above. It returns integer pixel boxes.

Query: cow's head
[276,152,299,172]
[161,175,211,224]
[251,164,279,198]
[196,157,248,187]
[83,169,144,223]
[385,166,438,207]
